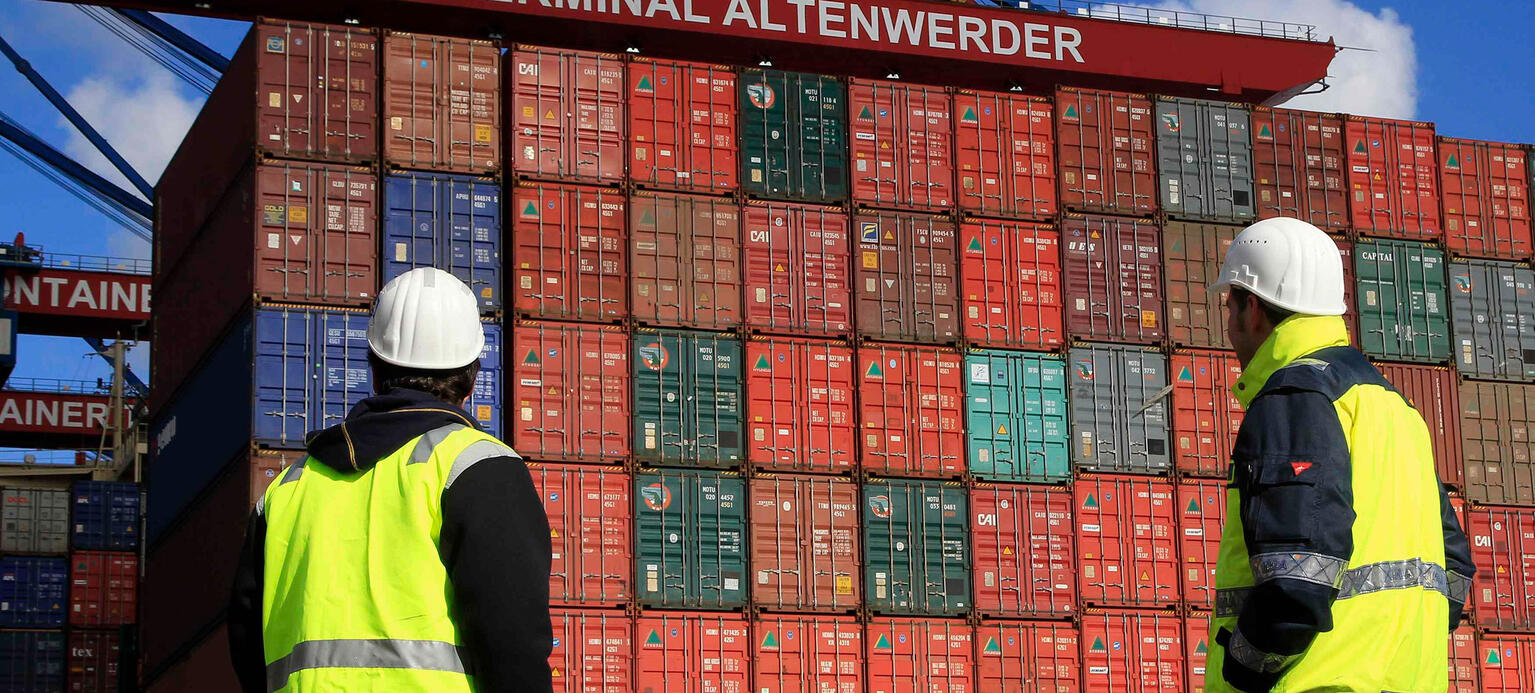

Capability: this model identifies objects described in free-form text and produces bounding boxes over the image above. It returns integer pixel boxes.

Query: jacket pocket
[1244,458,1319,545]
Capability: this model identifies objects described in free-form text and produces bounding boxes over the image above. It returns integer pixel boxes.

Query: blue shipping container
[0,557,68,627]
[383,173,501,314]
[149,307,505,544]
[0,630,64,693]
[71,481,140,551]
[964,349,1071,482]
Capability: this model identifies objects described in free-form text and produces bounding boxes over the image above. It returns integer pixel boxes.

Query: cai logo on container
[641,483,673,511]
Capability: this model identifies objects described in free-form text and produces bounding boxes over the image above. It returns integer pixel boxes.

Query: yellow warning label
[289,206,308,224]
[474,124,493,143]
[883,231,894,241]
[836,576,853,594]
[775,263,786,272]
[880,141,890,149]
[549,387,559,395]
[996,424,1008,435]
[545,109,557,120]
[863,252,879,269]
[1140,572,1150,581]
[551,668,562,677]
[477,405,492,420]
[1002,547,1013,556]
[1141,310,1158,328]
[550,529,560,538]
[522,105,535,118]
[269,92,282,108]
[1089,230,1100,239]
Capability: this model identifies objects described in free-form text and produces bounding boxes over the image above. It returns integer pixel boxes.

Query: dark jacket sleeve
[439,453,553,693]
[228,506,269,693]
[1221,388,1355,693]
[1438,481,1475,630]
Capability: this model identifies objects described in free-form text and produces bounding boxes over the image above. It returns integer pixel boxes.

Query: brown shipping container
[971,483,1075,618]
[510,321,630,464]
[1440,138,1532,260]
[975,620,1080,693]
[848,79,954,211]
[511,182,627,322]
[1459,380,1535,506]
[382,32,500,173]
[959,220,1064,350]
[853,211,959,343]
[141,626,239,693]
[1061,215,1164,344]
[1055,87,1156,216]
[745,337,857,474]
[742,202,853,337]
[1251,107,1349,231]
[1163,221,1238,349]
[509,46,625,183]
[629,58,738,193]
[155,20,377,274]
[551,609,631,693]
[152,162,378,411]
[142,450,300,675]
[529,463,631,607]
[1170,349,1244,479]
[954,90,1057,220]
[749,474,861,612]
[1375,363,1464,490]
[68,629,120,693]
[630,192,742,330]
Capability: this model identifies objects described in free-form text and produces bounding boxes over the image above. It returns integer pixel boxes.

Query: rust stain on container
[959,220,1063,350]
[745,337,857,474]
[1055,87,1156,216]
[853,211,958,343]
[629,58,737,193]
[1251,107,1349,231]
[1459,380,1535,506]
[383,32,500,174]
[742,202,853,337]
[630,192,741,330]
[511,182,627,322]
[954,90,1057,220]
[848,79,954,211]
[749,474,860,612]
[509,46,625,183]
[1376,363,1463,490]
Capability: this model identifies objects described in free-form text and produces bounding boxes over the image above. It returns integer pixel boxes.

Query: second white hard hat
[367,267,485,370]
[1209,217,1347,316]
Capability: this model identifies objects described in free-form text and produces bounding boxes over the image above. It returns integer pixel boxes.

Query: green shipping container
[964,349,1071,482]
[1355,239,1450,363]
[633,329,743,467]
[863,478,969,615]
[634,470,748,609]
[739,69,847,203]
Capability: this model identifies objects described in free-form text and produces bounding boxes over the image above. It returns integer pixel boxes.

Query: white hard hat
[1209,217,1346,316]
[367,267,485,370]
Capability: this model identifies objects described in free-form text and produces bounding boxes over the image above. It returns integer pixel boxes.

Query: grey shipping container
[1069,344,1171,474]
[1450,259,1535,381]
[1356,239,1450,363]
[863,478,969,615]
[1155,97,1256,222]
[739,69,847,203]
[634,470,747,609]
[0,488,69,554]
[1460,380,1535,506]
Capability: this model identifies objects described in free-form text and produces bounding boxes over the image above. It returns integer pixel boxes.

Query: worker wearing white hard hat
[1203,217,1471,693]
[229,268,554,693]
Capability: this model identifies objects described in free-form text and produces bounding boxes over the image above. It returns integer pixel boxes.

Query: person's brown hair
[368,352,481,403]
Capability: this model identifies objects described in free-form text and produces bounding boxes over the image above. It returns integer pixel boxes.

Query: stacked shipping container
[143,18,1535,691]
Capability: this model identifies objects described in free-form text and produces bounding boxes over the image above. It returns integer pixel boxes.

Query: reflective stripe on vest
[1216,557,1463,617]
[266,638,470,692]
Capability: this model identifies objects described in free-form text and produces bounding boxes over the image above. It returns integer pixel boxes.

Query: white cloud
[1144,0,1418,119]
[59,71,200,192]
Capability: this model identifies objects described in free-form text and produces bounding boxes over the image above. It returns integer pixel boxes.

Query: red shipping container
[849,79,953,211]
[1080,609,1185,692]
[1345,116,1440,240]
[745,337,856,473]
[67,630,118,693]
[1185,611,1211,693]
[959,220,1064,350]
[629,58,737,193]
[510,321,629,463]
[749,474,860,612]
[141,625,238,693]
[156,20,378,274]
[382,32,499,173]
[1481,634,1535,693]
[1055,87,1156,216]
[1375,363,1463,490]
[512,182,626,321]
[509,47,625,183]
[1074,475,1180,608]
[754,615,862,692]
[635,612,750,693]
[1335,238,1362,348]
[1451,625,1479,693]
[742,202,853,337]
[954,91,1057,220]
[1251,107,1349,231]
[529,463,631,607]
[853,211,959,343]
[1440,137,1532,260]
[866,618,974,693]
[970,483,1075,618]
[1467,505,1535,631]
[1170,350,1244,478]
[550,609,631,693]
[70,551,137,627]
[152,162,378,411]
[857,344,965,478]
[974,620,1078,693]
[1061,215,1164,344]
[1176,479,1226,609]
[630,191,742,330]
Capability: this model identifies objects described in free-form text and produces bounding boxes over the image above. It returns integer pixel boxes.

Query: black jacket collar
[304,388,478,472]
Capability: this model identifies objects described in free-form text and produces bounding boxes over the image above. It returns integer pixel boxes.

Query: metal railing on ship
[969,0,1318,42]
[40,251,151,275]
[2,377,113,395]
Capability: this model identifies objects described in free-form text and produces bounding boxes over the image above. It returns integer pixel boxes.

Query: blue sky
[0,0,1529,456]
